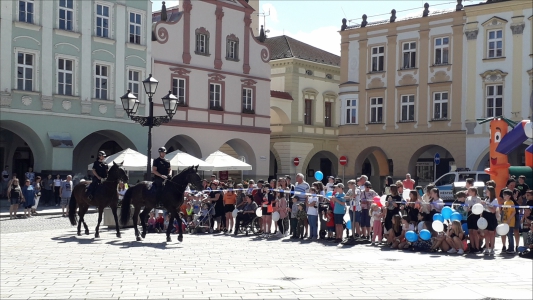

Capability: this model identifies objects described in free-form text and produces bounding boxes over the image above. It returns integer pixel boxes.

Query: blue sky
[152,1,477,55]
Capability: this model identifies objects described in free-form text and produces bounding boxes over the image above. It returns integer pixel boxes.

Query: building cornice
[269,57,340,72]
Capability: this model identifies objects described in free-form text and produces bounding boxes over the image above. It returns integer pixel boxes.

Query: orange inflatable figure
[484,119,510,203]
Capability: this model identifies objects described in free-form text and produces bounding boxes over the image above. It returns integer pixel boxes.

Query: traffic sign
[293,157,300,166]
[339,156,348,166]
[434,152,441,165]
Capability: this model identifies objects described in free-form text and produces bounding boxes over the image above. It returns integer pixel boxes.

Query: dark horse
[120,165,202,242]
[68,162,128,238]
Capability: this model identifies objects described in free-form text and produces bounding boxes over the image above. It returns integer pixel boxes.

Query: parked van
[433,171,490,200]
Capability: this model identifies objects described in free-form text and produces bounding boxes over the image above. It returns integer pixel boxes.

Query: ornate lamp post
[120,74,179,180]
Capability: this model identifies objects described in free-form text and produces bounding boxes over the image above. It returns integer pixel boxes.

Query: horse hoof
[166,237,171,242]
[95,234,100,238]
[85,230,90,235]
[141,233,146,239]
[136,236,142,242]
[77,232,82,236]
[178,235,183,242]
[116,233,121,238]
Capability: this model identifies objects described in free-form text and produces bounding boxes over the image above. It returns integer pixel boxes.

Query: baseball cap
[364,182,372,188]
[334,183,344,189]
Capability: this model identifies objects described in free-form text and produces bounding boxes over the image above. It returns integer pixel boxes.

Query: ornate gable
[481,16,508,28]
[480,69,508,82]
[169,67,191,76]
[208,73,226,81]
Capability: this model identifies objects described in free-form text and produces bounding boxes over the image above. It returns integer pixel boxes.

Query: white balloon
[471,203,484,215]
[272,211,280,222]
[432,220,444,232]
[402,189,411,201]
[232,209,239,218]
[380,195,387,206]
[255,207,262,217]
[477,217,488,230]
[496,223,509,236]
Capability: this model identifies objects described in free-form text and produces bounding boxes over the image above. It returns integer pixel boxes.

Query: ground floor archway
[408,145,455,187]
[354,147,392,193]
[304,150,338,184]
[215,138,257,182]
[164,134,203,159]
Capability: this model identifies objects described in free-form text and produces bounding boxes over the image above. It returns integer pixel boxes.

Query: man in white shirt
[306,188,319,240]
[358,175,368,191]
[294,173,310,203]
[346,179,361,239]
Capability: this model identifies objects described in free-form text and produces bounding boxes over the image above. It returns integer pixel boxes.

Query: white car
[433,171,490,200]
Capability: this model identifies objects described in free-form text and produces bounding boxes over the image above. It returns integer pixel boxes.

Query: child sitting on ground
[164,214,171,230]
[398,215,414,249]
[155,211,165,233]
[147,211,156,233]
[297,202,308,239]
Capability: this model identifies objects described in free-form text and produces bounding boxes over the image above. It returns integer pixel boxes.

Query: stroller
[189,202,215,234]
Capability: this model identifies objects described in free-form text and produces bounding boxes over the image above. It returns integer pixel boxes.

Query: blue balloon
[419,229,431,241]
[433,213,444,223]
[462,222,469,235]
[314,171,324,181]
[450,212,462,222]
[405,231,418,243]
[441,207,453,219]
[326,191,333,198]
[346,220,352,229]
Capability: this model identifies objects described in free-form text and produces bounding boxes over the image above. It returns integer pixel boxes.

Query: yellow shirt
[502,200,515,227]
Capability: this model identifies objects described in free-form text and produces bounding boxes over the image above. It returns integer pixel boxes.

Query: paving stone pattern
[0,217,532,300]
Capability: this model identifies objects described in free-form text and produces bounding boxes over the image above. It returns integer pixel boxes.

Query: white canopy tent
[87,148,151,171]
[165,150,213,171]
[202,150,252,171]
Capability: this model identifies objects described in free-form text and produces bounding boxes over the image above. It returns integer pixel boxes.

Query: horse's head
[171,165,202,192]
[109,161,128,183]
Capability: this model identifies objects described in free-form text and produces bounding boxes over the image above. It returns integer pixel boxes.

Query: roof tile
[264,35,340,67]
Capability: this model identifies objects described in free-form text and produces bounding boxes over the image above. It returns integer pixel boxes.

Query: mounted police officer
[87,151,109,200]
[152,147,171,206]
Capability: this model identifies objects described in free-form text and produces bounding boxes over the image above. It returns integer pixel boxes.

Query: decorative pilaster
[182,0,192,64]
[115,105,125,118]
[41,95,53,110]
[464,29,478,40]
[214,5,224,70]
[511,16,525,35]
[243,9,252,74]
[0,92,12,107]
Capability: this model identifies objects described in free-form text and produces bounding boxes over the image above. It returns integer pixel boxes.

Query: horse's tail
[120,187,134,226]
[68,191,78,226]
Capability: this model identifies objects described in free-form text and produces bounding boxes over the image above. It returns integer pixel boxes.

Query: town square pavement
[1,214,532,299]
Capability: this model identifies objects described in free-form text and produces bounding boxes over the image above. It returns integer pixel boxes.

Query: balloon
[255,207,262,217]
[471,203,484,215]
[441,207,453,219]
[433,213,444,223]
[432,220,444,232]
[373,196,382,207]
[405,231,418,242]
[477,217,488,230]
[326,191,333,198]
[496,223,509,236]
[272,211,280,222]
[402,189,411,201]
[450,212,462,222]
[314,171,324,181]
[462,223,469,235]
[232,209,239,218]
[380,195,387,207]
[346,220,352,229]
[419,229,431,241]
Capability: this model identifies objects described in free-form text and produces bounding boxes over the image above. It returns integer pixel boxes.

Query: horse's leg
[166,210,174,242]
[78,205,90,235]
[94,206,104,238]
[132,206,142,241]
[77,209,83,236]
[139,207,151,239]
[176,209,183,242]
[110,204,121,238]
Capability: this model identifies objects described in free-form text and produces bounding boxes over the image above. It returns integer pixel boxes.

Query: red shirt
[403,179,415,190]
[326,211,334,227]
[155,216,164,224]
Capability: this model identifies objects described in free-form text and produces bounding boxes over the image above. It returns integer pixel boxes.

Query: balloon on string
[346,220,352,229]
[402,189,411,201]
[314,171,324,181]
[405,231,418,242]
[450,212,462,222]
[462,222,469,235]
[373,196,382,207]
[432,220,444,232]
[326,191,333,198]
[419,229,431,241]
[477,217,488,230]
[380,195,387,207]
[433,213,444,223]
[471,203,484,215]
[232,209,239,218]
[255,207,262,217]
[496,223,509,236]
[272,211,280,222]
[441,207,453,219]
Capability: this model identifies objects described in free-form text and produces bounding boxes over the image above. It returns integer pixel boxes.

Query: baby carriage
[189,202,215,234]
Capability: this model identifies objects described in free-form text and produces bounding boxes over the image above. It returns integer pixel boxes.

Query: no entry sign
[293,157,300,166]
[339,156,348,166]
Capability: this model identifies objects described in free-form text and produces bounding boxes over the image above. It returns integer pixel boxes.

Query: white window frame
[242,88,253,110]
[400,95,415,122]
[196,34,208,54]
[371,46,385,72]
[402,42,416,69]
[433,92,448,120]
[486,84,503,118]
[487,29,503,58]
[172,78,186,105]
[58,0,74,31]
[94,2,113,39]
[344,99,358,124]
[434,37,449,65]
[57,58,74,96]
[369,97,384,123]
[94,64,109,100]
[209,83,221,108]
[16,52,34,92]
[127,70,140,100]
[14,48,40,92]
[18,0,35,24]
[228,40,238,60]
[128,9,143,45]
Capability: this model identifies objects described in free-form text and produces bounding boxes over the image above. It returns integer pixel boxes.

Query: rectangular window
[487,30,503,58]
[486,84,503,117]
[242,88,253,111]
[19,0,34,23]
[400,95,415,121]
[57,58,73,95]
[227,40,238,60]
[172,78,186,105]
[433,92,448,120]
[325,102,332,127]
[304,99,312,125]
[17,52,34,91]
[209,83,221,108]
[127,70,140,98]
[129,12,141,44]
[434,37,449,65]
[96,4,110,38]
[196,34,207,54]
[94,64,108,100]
[369,97,383,123]
[402,42,416,69]
[59,0,73,31]
[345,99,357,124]
[371,46,385,72]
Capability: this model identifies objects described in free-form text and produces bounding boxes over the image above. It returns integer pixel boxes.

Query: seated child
[147,212,156,233]
[199,203,210,223]
[155,211,165,232]
[164,214,171,230]
[398,215,414,249]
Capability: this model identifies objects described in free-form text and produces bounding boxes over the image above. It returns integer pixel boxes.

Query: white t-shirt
[307,196,318,216]
[349,188,361,211]
[465,196,481,210]
[484,198,499,212]
[430,198,444,212]
[325,183,334,193]
[54,179,62,187]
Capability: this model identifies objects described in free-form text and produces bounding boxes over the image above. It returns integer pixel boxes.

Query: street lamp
[120,74,179,180]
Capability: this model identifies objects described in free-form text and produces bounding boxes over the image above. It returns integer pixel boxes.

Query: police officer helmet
[158,147,167,153]
[98,151,106,157]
